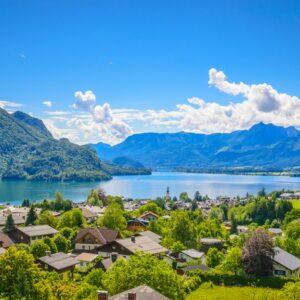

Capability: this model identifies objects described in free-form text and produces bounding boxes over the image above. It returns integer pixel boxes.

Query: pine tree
[4,214,15,233]
[25,205,37,226]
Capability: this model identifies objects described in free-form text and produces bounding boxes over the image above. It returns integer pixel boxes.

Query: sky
[1,0,300,144]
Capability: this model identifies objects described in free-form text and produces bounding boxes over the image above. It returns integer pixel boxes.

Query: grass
[289,200,300,209]
[186,285,282,300]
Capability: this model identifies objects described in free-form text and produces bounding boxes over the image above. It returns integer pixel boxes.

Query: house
[200,238,224,253]
[0,214,26,230]
[76,252,99,268]
[279,193,293,200]
[179,249,205,263]
[102,236,168,257]
[9,225,58,245]
[80,207,98,223]
[268,228,283,237]
[97,284,170,300]
[139,211,160,222]
[272,247,300,277]
[237,225,248,235]
[127,218,149,231]
[137,230,162,244]
[74,227,119,253]
[38,252,78,279]
[100,252,121,271]
[0,232,14,249]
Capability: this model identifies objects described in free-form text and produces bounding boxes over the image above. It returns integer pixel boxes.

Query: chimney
[128,292,136,300]
[45,251,51,256]
[98,291,108,300]
[131,236,136,243]
[111,252,118,262]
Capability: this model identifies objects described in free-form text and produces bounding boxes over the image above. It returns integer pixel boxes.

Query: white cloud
[0,100,23,109]
[45,110,70,116]
[43,101,52,108]
[44,68,300,145]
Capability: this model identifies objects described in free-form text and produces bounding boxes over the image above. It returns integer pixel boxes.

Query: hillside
[90,123,300,172]
[0,108,149,181]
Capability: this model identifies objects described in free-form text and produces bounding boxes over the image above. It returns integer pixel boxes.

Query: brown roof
[75,227,119,244]
[38,252,78,271]
[76,252,98,263]
[110,285,170,300]
[139,211,160,219]
[0,232,14,249]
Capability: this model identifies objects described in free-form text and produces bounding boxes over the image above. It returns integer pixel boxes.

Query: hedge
[187,270,300,289]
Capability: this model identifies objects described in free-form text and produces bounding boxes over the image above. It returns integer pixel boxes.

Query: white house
[273,247,300,277]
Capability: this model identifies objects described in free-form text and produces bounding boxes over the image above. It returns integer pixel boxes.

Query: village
[0,188,300,299]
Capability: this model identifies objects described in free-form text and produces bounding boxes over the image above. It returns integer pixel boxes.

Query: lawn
[289,200,300,209]
[186,285,282,300]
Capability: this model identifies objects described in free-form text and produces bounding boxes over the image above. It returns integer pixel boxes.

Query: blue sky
[1,1,300,144]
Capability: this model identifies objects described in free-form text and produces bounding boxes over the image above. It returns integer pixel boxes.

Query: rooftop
[116,236,167,255]
[137,231,162,244]
[17,225,58,237]
[38,252,78,271]
[75,227,119,244]
[181,249,205,259]
[76,252,98,263]
[110,284,170,300]
[0,232,14,248]
[273,247,300,271]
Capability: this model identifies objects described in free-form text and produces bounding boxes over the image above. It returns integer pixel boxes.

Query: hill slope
[90,123,300,172]
[0,108,146,181]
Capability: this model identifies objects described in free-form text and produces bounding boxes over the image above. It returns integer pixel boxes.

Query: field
[186,285,282,300]
[289,200,300,209]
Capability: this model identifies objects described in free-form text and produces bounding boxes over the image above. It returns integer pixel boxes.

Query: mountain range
[0,108,149,181]
[90,123,300,173]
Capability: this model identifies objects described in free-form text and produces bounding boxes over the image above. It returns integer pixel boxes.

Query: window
[274,269,286,276]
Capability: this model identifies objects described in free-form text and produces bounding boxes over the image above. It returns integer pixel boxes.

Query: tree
[103,253,185,300]
[179,192,189,202]
[58,209,85,229]
[230,217,238,234]
[53,234,70,252]
[30,240,50,258]
[191,200,198,212]
[99,203,127,231]
[35,210,58,228]
[4,214,15,233]
[206,248,224,268]
[25,205,37,226]
[43,237,58,253]
[242,228,274,276]
[22,199,31,207]
[87,189,103,207]
[220,247,242,274]
[138,202,162,215]
[281,281,300,300]
[257,187,266,197]
[171,211,198,249]
[194,191,202,202]
[280,219,300,257]
[171,241,186,254]
[209,207,224,222]
[0,247,51,299]
[84,269,104,287]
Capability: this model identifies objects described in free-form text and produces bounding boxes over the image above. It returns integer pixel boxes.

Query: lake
[1,172,300,204]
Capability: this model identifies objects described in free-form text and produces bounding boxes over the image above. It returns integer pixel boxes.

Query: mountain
[90,123,300,172]
[0,108,149,181]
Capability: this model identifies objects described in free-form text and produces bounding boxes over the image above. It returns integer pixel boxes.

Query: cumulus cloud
[0,100,23,109]
[45,68,300,145]
[43,101,52,108]
[70,90,133,144]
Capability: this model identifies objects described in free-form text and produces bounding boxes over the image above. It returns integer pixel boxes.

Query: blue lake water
[1,172,300,204]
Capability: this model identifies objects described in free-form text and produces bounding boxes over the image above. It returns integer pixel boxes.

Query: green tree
[0,247,52,299]
[209,207,224,222]
[220,247,242,274]
[242,228,274,276]
[25,205,37,226]
[179,192,189,202]
[281,281,300,300]
[30,240,50,258]
[103,253,185,300]
[84,268,104,287]
[43,237,58,253]
[87,189,103,207]
[4,214,15,233]
[58,209,85,229]
[53,234,70,252]
[138,202,162,215]
[206,248,224,268]
[99,203,127,231]
[35,210,58,228]
[22,199,31,207]
[280,219,300,257]
[171,211,198,249]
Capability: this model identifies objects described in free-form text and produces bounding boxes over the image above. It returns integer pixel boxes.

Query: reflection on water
[1,172,300,204]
